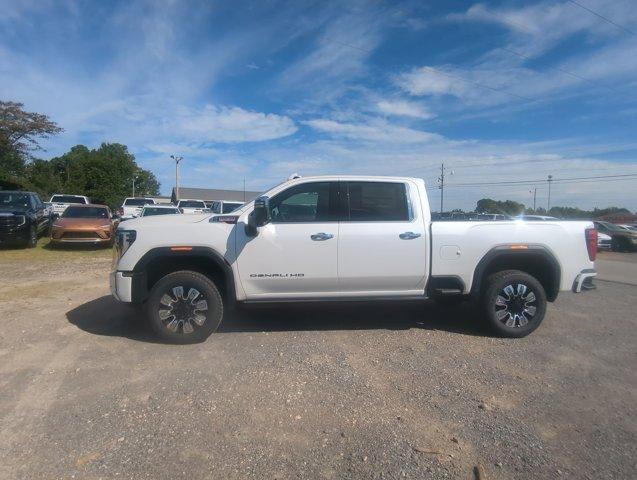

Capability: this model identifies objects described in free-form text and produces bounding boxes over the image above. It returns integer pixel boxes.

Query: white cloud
[303,118,441,144]
[176,105,297,143]
[376,99,433,119]
[395,66,469,97]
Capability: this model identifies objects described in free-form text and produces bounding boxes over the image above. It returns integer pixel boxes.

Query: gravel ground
[0,243,636,480]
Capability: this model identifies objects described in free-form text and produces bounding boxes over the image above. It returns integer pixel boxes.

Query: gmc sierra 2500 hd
[110,175,598,343]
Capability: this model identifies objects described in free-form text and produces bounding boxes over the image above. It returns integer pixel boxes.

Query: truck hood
[120,213,211,229]
[115,213,234,271]
[0,206,30,215]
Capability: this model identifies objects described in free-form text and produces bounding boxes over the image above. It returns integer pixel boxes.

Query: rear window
[124,198,154,206]
[62,206,109,218]
[345,182,409,221]
[222,202,243,213]
[143,207,179,216]
[179,200,206,208]
[51,195,87,204]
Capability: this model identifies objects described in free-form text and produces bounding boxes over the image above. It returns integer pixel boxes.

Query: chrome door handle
[311,232,334,241]
[399,231,421,240]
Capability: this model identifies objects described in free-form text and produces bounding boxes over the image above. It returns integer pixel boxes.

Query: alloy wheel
[158,286,208,334]
[494,283,538,328]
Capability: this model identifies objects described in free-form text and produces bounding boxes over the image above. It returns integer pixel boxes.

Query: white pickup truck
[110,175,598,343]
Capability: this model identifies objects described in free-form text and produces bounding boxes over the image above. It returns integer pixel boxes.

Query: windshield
[0,192,30,208]
[179,200,206,208]
[597,222,625,233]
[51,195,86,204]
[124,198,154,206]
[222,202,243,213]
[143,207,179,216]
[62,206,109,218]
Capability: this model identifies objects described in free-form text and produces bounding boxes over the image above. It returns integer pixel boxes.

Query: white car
[49,194,90,215]
[597,232,612,251]
[210,200,244,214]
[111,175,597,343]
[119,198,156,220]
[140,205,181,217]
[177,199,208,214]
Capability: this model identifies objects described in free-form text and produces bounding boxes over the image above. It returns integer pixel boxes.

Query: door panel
[236,181,339,298]
[337,181,426,293]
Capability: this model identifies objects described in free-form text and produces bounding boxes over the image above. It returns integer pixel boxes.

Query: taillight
[585,228,597,261]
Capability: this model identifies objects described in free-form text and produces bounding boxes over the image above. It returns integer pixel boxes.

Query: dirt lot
[0,241,636,480]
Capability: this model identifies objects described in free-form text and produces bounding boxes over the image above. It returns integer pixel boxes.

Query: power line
[419,66,536,102]
[498,47,620,94]
[445,173,637,187]
[566,0,636,36]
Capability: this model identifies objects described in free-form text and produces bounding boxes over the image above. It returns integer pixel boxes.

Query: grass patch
[0,237,112,262]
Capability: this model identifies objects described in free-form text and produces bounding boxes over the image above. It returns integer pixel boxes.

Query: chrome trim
[572,270,597,293]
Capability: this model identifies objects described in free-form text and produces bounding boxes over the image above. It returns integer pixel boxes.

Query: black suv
[0,191,51,248]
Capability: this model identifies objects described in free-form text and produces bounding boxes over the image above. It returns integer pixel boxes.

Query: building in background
[171,187,261,206]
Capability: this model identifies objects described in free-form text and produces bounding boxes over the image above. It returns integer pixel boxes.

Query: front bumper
[572,269,597,293]
[50,228,112,244]
[110,271,133,302]
[0,225,30,245]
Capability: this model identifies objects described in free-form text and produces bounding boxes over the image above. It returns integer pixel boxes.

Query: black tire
[481,270,547,338]
[26,225,37,248]
[145,270,223,343]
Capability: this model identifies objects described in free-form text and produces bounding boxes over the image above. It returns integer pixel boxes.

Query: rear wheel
[146,271,223,343]
[482,270,547,338]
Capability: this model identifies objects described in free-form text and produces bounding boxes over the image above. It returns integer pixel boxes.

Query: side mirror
[245,196,270,236]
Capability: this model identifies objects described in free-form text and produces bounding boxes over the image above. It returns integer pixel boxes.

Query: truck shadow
[66,295,490,343]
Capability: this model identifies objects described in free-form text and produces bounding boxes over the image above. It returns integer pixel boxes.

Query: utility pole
[243,177,246,202]
[547,175,553,212]
[171,155,183,201]
[530,188,537,211]
[437,163,453,213]
[132,175,137,197]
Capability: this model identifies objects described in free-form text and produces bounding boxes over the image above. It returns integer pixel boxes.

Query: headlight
[14,215,26,226]
[115,229,137,260]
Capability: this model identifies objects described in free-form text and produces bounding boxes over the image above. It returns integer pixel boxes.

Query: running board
[433,288,463,296]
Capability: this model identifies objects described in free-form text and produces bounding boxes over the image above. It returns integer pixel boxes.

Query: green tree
[0,101,63,180]
[476,198,525,216]
[45,143,160,208]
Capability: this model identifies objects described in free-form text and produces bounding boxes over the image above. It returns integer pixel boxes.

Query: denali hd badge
[250,273,305,278]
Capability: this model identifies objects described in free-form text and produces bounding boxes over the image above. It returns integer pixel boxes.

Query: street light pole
[530,188,537,212]
[171,155,183,201]
[547,175,553,211]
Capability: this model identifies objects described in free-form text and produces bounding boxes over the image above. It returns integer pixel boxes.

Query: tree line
[474,198,631,219]
[1,101,159,208]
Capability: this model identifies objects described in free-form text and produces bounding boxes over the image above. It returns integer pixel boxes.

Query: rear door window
[344,182,409,221]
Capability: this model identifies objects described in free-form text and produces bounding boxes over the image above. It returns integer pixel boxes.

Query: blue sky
[1,0,637,210]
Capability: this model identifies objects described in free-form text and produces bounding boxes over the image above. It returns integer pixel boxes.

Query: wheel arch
[470,245,561,302]
[130,247,236,306]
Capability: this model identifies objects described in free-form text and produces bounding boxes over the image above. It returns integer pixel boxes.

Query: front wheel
[482,270,547,338]
[146,271,223,343]
[26,225,37,248]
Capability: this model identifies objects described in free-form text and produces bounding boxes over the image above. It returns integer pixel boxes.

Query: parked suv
[0,191,50,247]
[593,221,637,252]
[177,199,208,214]
[49,194,90,215]
[210,200,244,214]
[119,198,156,220]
